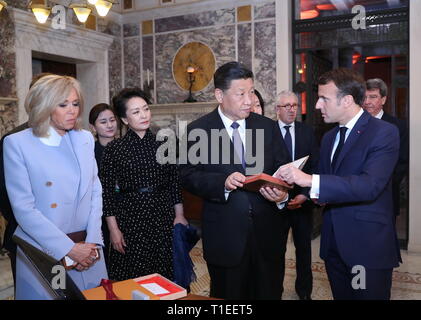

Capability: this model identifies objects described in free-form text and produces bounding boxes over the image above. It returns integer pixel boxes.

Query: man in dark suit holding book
[275,90,319,300]
[179,62,290,299]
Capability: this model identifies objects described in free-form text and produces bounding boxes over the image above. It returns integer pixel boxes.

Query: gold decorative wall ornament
[172,42,216,93]
[0,1,7,13]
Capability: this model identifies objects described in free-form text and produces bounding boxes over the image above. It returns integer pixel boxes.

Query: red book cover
[243,173,293,192]
[134,273,187,300]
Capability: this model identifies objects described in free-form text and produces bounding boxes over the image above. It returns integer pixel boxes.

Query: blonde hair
[26,75,84,137]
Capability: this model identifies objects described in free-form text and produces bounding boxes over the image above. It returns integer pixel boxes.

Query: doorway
[32,58,77,78]
[13,9,113,128]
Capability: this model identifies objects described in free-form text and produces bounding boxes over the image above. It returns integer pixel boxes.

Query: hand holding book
[275,156,312,187]
[242,156,309,192]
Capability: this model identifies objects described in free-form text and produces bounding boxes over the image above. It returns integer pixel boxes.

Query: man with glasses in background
[275,91,319,300]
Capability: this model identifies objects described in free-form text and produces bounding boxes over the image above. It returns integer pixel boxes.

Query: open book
[243,155,309,192]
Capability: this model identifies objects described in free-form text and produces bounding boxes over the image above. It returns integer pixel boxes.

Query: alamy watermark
[155,121,265,176]
[51,265,66,290]
[351,265,366,290]
[352,5,367,30]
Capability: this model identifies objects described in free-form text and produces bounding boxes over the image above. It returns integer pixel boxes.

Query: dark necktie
[283,125,293,160]
[231,122,245,169]
[331,126,348,169]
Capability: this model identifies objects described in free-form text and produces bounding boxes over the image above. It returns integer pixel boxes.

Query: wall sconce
[0,1,7,13]
[30,2,52,24]
[70,3,93,23]
[95,0,114,17]
[184,66,197,103]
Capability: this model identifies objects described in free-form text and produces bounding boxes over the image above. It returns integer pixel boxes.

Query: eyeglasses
[277,103,298,110]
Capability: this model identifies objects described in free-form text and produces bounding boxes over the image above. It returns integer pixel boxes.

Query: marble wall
[0,7,18,137]
[237,23,252,70]
[155,25,236,104]
[126,0,278,121]
[255,20,277,119]
[0,5,122,137]
[142,35,154,101]
[98,19,123,101]
[0,1,278,138]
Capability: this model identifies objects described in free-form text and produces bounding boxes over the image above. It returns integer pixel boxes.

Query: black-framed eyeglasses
[277,103,298,110]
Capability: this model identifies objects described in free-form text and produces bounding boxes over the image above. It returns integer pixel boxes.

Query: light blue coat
[3,127,108,300]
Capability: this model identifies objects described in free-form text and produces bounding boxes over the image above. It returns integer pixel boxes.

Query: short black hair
[254,89,265,114]
[214,61,253,91]
[318,68,366,106]
[89,103,116,125]
[112,87,151,119]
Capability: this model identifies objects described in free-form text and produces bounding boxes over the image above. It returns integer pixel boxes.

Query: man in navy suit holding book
[278,68,401,300]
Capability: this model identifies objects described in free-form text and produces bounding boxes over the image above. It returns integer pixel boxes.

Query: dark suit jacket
[318,111,401,269]
[381,112,408,181]
[0,122,28,252]
[381,112,409,216]
[179,109,289,267]
[277,121,319,201]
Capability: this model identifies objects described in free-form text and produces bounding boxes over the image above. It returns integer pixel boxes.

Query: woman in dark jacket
[89,103,118,267]
[100,88,187,281]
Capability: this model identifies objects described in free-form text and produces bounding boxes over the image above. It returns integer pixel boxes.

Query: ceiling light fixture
[95,0,113,17]
[0,1,7,13]
[70,3,93,23]
[30,2,52,24]
[87,0,98,4]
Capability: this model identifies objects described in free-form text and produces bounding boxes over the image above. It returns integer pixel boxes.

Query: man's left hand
[259,186,288,202]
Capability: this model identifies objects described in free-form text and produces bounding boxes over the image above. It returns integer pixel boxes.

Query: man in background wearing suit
[0,73,53,286]
[180,62,290,299]
[278,68,401,300]
[275,90,319,300]
[363,78,409,219]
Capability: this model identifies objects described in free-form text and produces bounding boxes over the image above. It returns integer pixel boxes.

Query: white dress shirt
[218,106,246,150]
[310,108,364,199]
[218,106,287,208]
[373,109,384,119]
[39,126,63,147]
[278,120,295,161]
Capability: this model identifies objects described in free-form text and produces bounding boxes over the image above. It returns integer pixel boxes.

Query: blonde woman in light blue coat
[3,75,107,299]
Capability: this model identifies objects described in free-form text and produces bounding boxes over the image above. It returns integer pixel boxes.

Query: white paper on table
[140,282,170,295]
[273,155,309,177]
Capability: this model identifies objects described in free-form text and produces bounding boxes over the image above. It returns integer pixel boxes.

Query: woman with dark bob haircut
[100,88,188,281]
[88,103,118,267]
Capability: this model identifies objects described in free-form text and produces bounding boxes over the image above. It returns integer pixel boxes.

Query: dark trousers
[101,216,110,268]
[280,207,313,298]
[207,218,283,300]
[324,227,393,300]
[7,250,16,289]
